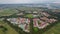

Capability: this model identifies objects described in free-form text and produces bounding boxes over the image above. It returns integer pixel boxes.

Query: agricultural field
[0,8,19,16]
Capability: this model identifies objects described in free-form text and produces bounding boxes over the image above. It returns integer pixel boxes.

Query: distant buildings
[40,12,50,17]
[25,11,32,14]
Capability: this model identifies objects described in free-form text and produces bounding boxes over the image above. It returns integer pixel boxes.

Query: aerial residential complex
[7,10,57,32]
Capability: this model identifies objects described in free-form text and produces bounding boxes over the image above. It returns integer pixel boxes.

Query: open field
[0,8,19,16]
[25,14,33,18]
[0,20,19,34]
[43,22,60,34]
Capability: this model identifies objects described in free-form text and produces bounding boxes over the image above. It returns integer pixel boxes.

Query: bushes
[0,26,8,34]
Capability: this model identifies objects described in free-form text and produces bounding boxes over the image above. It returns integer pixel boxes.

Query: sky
[0,0,60,4]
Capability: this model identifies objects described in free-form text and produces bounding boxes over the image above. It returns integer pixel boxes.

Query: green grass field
[33,27,38,32]
[0,20,19,34]
[25,14,33,18]
[0,28,5,34]
[43,22,60,34]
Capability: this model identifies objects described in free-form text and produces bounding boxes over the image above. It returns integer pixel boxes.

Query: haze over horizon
[0,0,60,4]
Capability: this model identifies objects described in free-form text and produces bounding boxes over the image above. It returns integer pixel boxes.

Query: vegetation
[25,14,33,18]
[43,22,60,34]
[0,20,19,34]
[33,27,38,32]
[0,8,18,16]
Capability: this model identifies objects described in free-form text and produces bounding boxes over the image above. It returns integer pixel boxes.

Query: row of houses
[33,18,49,29]
[7,17,57,32]
[7,17,30,32]
[33,17,57,29]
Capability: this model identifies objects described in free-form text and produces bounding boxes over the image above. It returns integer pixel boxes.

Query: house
[40,12,50,17]
[33,14,39,17]
[7,18,18,24]
[33,18,39,27]
[49,19,57,23]
[40,17,49,21]
[24,24,30,32]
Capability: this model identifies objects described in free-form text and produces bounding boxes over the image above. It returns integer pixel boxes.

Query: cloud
[0,0,33,4]
[0,0,60,4]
